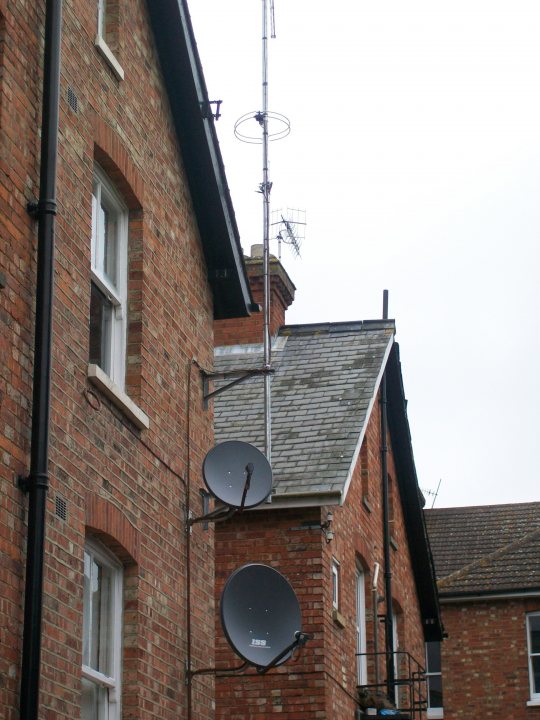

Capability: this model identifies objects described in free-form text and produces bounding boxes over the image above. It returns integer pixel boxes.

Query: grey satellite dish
[220,563,309,671]
[203,441,272,509]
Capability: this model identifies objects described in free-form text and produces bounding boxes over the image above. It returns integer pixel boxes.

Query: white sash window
[89,167,128,389]
[82,540,123,720]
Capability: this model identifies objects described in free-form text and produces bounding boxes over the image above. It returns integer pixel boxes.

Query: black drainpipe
[380,289,395,700]
[19,1,62,718]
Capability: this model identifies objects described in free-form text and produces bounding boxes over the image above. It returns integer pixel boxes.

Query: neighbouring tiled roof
[425,503,540,597]
[213,321,394,501]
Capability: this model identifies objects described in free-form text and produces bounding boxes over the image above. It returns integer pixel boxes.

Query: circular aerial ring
[234,111,291,144]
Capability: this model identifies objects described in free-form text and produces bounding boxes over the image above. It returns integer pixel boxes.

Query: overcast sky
[190,0,540,509]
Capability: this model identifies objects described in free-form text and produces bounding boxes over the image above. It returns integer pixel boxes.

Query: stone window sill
[332,608,347,628]
[88,364,149,430]
[427,710,444,719]
[94,35,125,81]
[527,699,540,707]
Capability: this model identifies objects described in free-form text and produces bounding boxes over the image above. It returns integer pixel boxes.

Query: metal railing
[356,650,428,719]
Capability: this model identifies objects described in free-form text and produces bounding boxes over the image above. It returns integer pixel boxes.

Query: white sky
[189,0,540,508]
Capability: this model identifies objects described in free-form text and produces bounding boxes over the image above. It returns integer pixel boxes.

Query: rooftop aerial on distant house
[425,502,540,597]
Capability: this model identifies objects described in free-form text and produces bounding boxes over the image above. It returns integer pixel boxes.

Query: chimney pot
[251,244,264,258]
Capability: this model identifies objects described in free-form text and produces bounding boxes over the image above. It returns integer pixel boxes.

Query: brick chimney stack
[214,245,296,346]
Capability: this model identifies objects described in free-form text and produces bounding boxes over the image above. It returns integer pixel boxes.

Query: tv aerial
[271,208,306,259]
[188,441,273,526]
[187,563,310,684]
[421,479,442,509]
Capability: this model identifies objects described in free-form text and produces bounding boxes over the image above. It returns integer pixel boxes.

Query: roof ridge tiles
[429,500,540,513]
[280,320,395,335]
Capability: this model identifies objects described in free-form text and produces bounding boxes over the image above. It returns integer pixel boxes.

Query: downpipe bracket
[18,474,50,493]
[26,199,58,218]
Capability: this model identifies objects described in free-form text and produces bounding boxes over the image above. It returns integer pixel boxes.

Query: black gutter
[19,1,62,718]
[380,290,395,698]
[146,0,254,319]
[385,344,444,643]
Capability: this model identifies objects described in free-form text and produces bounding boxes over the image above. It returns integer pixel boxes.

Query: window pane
[81,676,108,720]
[426,641,441,673]
[89,282,112,373]
[83,552,92,667]
[83,550,114,675]
[332,564,338,607]
[99,198,118,287]
[532,656,540,695]
[530,615,540,654]
[428,674,443,708]
[90,560,113,675]
[97,563,113,675]
[91,189,98,261]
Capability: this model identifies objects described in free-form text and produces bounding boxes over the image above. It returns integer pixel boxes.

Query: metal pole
[261,0,272,465]
[20,1,62,718]
[381,289,395,700]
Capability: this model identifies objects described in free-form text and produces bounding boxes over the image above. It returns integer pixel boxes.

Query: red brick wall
[214,394,428,719]
[322,395,426,717]
[0,2,44,717]
[0,1,217,718]
[440,598,540,720]
[214,508,327,719]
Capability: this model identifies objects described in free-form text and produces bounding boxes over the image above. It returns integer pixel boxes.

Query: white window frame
[91,166,128,389]
[96,0,107,42]
[425,641,444,719]
[331,559,340,610]
[356,567,367,685]
[95,0,125,80]
[82,538,123,720]
[527,612,540,703]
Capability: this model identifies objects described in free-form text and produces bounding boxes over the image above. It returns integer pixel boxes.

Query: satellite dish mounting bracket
[201,366,274,409]
[187,463,255,528]
[185,631,311,685]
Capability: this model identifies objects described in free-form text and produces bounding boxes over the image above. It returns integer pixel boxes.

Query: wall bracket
[201,366,274,409]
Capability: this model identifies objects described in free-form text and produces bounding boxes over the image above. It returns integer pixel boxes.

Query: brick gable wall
[214,397,427,719]
[0,2,217,718]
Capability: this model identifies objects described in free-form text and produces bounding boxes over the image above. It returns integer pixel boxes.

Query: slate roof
[425,503,540,597]
[213,321,394,503]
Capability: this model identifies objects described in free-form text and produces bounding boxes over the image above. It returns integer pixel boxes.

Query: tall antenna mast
[234,0,291,467]
[262,0,272,464]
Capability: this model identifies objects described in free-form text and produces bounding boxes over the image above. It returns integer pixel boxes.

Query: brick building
[425,503,540,720]
[0,1,253,719]
[211,252,443,719]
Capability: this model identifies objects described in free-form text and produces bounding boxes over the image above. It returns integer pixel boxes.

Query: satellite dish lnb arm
[239,463,254,509]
